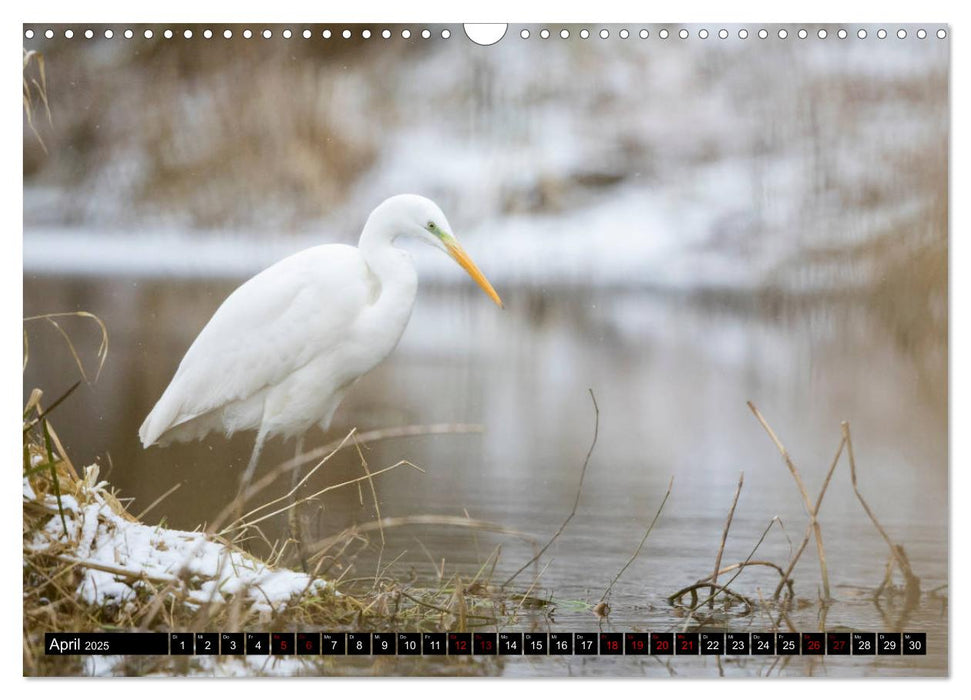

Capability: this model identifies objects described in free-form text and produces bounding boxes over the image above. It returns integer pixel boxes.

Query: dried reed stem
[352,434,385,546]
[843,422,921,602]
[210,428,359,533]
[771,434,845,598]
[502,389,598,588]
[513,559,553,620]
[226,460,423,533]
[676,516,779,631]
[747,401,831,601]
[600,476,673,603]
[24,311,109,383]
[217,423,483,526]
[135,481,182,521]
[286,436,308,571]
[308,515,535,560]
[711,471,744,608]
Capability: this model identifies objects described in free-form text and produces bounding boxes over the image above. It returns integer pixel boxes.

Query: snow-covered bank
[25,464,328,612]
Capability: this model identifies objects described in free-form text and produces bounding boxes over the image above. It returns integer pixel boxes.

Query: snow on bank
[25,465,329,612]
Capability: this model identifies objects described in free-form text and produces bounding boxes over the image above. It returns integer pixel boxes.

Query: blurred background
[23,24,948,642]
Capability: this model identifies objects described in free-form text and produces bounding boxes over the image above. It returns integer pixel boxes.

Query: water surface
[24,276,948,676]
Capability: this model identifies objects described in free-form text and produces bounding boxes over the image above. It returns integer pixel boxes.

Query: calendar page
[22,21,948,678]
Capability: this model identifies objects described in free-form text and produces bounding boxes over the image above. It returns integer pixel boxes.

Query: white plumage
[139,194,502,489]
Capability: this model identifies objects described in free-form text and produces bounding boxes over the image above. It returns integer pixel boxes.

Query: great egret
[139,194,502,503]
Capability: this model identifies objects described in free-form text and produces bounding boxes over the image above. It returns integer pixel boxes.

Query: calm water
[24,275,948,677]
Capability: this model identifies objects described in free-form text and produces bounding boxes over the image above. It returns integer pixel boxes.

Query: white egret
[139,194,503,503]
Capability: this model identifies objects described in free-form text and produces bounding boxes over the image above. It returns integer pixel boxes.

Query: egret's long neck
[358,217,418,318]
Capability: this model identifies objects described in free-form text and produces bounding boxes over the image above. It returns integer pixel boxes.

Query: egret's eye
[427,221,437,231]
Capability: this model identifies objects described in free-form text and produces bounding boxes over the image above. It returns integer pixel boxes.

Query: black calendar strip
[44,631,927,656]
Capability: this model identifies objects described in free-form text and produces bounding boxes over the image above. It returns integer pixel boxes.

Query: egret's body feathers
[139,244,416,447]
[139,194,499,455]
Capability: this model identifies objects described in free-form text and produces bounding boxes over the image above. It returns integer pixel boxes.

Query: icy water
[23,276,948,677]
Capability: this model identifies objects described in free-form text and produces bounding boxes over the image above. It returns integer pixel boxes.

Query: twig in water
[485,545,501,585]
[669,582,754,615]
[711,471,744,609]
[469,544,502,588]
[674,516,780,631]
[747,401,832,601]
[600,476,673,603]
[135,482,183,522]
[843,422,921,604]
[503,389,599,588]
[394,589,498,624]
[413,537,444,581]
[772,433,845,599]
[353,433,385,547]
[375,549,409,584]
[707,560,794,600]
[449,577,468,632]
[226,460,424,533]
[513,559,553,621]
[308,515,535,561]
[210,428,359,534]
[228,423,484,516]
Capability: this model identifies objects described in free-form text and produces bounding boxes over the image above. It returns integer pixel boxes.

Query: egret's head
[375,194,503,308]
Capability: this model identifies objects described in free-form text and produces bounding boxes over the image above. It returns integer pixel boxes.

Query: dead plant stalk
[747,401,832,601]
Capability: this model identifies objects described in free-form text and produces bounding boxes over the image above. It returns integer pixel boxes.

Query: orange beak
[445,239,504,308]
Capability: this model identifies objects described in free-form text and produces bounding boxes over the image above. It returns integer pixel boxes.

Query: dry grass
[665,402,925,632]
[23,414,544,676]
[22,316,545,677]
[22,48,51,155]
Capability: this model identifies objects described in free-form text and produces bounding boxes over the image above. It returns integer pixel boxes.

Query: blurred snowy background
[24,24,947,292]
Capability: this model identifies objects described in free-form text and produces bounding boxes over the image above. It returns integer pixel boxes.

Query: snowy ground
[25,464,328,612]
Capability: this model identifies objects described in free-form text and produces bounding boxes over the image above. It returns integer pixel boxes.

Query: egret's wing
[139,245,372,446]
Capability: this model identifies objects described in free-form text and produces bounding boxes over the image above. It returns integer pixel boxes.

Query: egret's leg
[288,436,310,572]
[290,436,305,490]
[232,426,268,522]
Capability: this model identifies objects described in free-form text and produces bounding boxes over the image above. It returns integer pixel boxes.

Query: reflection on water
[23,276,947,676]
